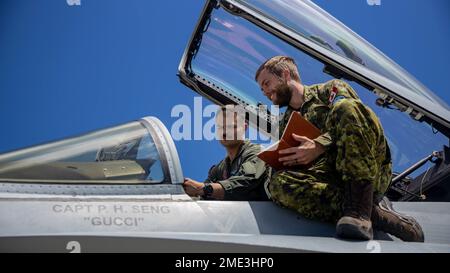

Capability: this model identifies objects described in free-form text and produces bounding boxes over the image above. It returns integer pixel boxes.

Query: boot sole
[336,223,373,241]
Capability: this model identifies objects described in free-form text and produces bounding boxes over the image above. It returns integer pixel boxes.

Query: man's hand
[183,178,205,197]
[279,134,325,166]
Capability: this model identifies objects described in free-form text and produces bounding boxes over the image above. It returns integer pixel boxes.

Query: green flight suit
[205,141,270,201]
[269,79,392,223]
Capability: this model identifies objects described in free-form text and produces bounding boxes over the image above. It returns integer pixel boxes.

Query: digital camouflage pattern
[269,79,392,223]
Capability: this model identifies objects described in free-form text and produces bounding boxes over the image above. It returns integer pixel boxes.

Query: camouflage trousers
[269,99,392,223]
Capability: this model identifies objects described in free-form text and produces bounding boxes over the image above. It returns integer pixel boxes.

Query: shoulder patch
[331,95,347,105]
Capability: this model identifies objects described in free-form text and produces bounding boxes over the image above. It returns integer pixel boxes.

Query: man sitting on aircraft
[183,106,269,201]
[255,55,424,242]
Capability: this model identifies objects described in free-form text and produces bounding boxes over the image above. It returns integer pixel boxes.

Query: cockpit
[0,117,183,185]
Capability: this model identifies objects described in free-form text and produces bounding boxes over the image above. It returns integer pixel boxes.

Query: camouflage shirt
[280,79,361,149]
[278,79,392,193]
[204,141,270,201]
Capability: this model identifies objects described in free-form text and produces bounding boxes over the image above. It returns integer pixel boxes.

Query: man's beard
[273,81,292,107]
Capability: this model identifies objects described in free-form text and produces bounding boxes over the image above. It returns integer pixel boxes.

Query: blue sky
[0,0,449,181]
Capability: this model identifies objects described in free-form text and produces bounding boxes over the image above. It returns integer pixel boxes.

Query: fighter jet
[1,0,449,253]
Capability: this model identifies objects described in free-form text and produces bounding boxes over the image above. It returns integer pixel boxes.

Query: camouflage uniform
[205,141,270,201]
[269,79,392,223]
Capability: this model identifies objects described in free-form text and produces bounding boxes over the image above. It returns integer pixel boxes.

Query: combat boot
[336,181,374,240]
[372,196,424,242]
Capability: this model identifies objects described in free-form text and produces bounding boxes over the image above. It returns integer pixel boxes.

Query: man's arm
[183,164,226,199]
[184,147,268,200]
[183,178,225,199]
[314,79,360,150]
[314,132,332,150]
[279,133,325,166]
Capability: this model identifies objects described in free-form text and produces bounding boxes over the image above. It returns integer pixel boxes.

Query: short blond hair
[255,56,301,83]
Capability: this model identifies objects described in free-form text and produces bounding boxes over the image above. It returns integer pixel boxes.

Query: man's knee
[268,170,313,204]
[267,171,293,208]
[269,171,291,194]
[269,170,329,200]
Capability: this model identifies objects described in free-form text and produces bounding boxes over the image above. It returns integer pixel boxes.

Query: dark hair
[255,55,301,83]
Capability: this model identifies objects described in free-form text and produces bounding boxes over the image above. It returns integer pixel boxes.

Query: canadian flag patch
[329,86,338,104]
